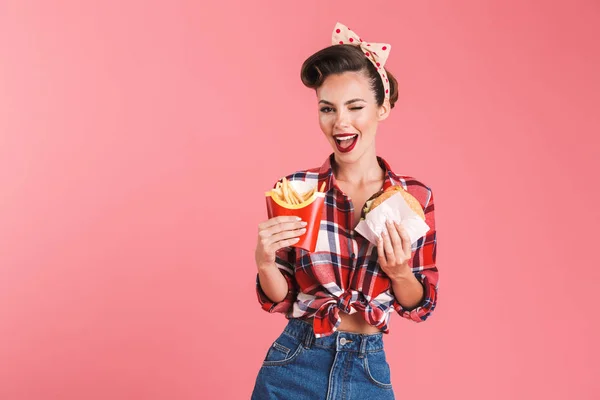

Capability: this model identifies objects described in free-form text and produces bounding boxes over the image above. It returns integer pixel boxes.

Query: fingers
[377,230,388,267]
[258,216,302,231]
[270,226,307,246]
[378,220,410,266]
[258,220,307,241]
[258,227,305,265]
[382,225,396,264]
[394,221,412,256]
[256,217,307,266]
[387,220,404,258]
[272,236,301,251]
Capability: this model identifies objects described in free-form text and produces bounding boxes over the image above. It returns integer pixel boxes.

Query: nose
[333,108,351,129]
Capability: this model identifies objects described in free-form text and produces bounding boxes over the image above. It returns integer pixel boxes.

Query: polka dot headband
[331,22,392,100]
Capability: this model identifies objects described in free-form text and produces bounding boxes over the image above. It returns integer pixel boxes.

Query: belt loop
[303,326,314,349]
[358,335,368,359]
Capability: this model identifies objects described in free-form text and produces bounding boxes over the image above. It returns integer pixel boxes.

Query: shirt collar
[317,153,401,196]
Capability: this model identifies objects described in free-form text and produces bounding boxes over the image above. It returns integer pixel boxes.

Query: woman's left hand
[377,220,413,280]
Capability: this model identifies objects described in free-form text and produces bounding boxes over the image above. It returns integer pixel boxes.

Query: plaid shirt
[256,154,439,338]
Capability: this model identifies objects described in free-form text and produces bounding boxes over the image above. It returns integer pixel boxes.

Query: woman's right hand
[255,216,307,270]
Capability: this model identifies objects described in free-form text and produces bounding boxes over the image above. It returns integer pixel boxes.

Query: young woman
[251,22,439,399]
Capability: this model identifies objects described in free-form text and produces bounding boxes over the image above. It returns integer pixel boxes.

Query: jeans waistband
[283,318,385,357]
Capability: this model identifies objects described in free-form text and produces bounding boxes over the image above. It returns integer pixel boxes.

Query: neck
[332,148,385,186]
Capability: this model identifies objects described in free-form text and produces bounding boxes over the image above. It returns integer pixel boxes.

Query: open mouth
[334,134,359,153]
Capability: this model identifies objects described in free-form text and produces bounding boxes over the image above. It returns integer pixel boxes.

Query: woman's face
[316,71,390,163]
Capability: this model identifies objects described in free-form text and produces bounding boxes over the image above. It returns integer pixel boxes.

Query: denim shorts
[251,318,395,399]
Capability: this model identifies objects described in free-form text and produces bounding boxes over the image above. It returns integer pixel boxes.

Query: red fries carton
[265,179,326,252]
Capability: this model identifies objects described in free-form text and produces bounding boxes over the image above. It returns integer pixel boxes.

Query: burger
[362,185,425,220]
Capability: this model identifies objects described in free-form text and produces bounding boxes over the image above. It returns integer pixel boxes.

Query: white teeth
[336,135,358,141]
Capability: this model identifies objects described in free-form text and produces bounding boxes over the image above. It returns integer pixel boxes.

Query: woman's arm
[391,187,439,321]
[389,272,425,310]
[255,208,304,314]
[257,262,290,303]
[367,183,439,322]
[256,246,298,314]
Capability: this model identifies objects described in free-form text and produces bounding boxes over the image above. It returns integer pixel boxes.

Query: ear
[377,98,391,122]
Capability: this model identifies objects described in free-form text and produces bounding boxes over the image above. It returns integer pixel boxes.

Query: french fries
[272,178,326,206]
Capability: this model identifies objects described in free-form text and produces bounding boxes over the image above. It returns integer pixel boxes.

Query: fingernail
[295,217,302,221]
[300,221,308,226]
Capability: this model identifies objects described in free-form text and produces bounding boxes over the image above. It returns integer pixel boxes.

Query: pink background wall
[1,1,598,399]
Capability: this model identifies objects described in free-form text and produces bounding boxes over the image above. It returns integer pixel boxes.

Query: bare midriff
[304,310,382,335]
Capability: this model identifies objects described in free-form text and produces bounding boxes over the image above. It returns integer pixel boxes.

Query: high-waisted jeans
[251,318,395,399]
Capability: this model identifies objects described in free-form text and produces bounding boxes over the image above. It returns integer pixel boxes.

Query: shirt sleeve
[256,245,298,315]
[392,186,439,322]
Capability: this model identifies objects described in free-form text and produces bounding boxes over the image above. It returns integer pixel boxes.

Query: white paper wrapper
[355,192,430,247]
[287,180,314,193]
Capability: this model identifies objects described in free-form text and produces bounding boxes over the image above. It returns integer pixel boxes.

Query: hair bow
[331,22,391,99]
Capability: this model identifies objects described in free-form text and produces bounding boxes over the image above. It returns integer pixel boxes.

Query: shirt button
[340,338,347,345]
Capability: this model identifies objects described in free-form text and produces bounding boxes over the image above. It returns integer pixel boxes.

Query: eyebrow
[318,98,366,106]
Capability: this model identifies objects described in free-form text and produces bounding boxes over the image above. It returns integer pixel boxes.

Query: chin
[335,148,362,161]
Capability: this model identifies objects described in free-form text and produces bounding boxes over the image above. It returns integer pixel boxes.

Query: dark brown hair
[300,44,399,109]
